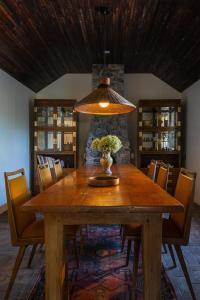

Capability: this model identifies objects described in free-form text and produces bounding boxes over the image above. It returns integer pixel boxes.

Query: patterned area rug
[28,225,176,300]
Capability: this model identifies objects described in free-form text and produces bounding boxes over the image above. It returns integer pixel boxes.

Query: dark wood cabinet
[137,99,183,195]
[32,99,78,193]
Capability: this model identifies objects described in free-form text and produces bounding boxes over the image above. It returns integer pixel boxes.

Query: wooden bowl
[88,175,120,187]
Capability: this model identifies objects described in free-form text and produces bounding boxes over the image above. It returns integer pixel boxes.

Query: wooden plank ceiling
[0,0,200,92]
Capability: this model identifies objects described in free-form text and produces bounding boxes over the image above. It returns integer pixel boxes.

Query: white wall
[36,73,181,164]
[182,80,200,204]
[0,69,35,206]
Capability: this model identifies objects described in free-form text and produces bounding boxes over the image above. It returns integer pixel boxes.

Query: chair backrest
[4,169,35,245]
[147,160,157,181]
[171,168,196,243]
[37,162,53,192]
[156,163,170,190]
[53,159,63,181]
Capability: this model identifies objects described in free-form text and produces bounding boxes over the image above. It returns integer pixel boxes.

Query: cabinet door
[35,130,55,152]
[35,106,54,127]
[138,130,181,151]
[55,131,76,152]
[56,107,76,128]
[159,106,177,127]
[139,131,158,151]
[139,106,179,128]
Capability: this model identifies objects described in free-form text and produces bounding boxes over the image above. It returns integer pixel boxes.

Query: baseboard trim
[0,203,7,214]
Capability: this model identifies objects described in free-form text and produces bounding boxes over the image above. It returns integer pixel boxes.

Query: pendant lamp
[74,6,136,115]
[74,77,136,115]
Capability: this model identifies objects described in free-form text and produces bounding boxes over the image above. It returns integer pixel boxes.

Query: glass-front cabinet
[32,99,78,194]
[138,99,182,169]
[34,102,77,153]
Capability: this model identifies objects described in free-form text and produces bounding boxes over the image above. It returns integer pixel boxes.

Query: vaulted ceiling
[0,0,200,92]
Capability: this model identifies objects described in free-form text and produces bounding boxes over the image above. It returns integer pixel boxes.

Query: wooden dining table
[23,164,183,300]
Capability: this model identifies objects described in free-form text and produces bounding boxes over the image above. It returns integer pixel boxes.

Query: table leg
[142,214,162,300]
[45,214,66,300]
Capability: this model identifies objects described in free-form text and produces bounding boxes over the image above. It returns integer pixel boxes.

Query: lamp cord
[103,9,106,68]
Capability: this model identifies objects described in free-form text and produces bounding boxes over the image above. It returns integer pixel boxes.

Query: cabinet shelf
[35,151,76,155]
[139,126,180,132]
[139,150,180,155]
[34,126,77,132]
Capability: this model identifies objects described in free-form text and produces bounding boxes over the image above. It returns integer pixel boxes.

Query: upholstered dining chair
[37,162,54,192]
[123,168,197,300]
[147,160,157,181]
[4,168,44,299]
[37,162,80,267]
[53,159,64,181]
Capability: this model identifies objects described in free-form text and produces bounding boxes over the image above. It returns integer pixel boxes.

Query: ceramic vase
[100,152,113,174]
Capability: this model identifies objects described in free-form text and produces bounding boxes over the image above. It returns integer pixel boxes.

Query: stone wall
[85,64,131,165]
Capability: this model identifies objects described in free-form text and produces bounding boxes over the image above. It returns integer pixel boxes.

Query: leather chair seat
[21,219,79,239]
[21,219,44,239]
[124,218,182,239]
[162,218,182,239]
[65,225,80,236]
[123,223,141,237]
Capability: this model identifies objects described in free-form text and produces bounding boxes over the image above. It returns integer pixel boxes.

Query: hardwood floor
[0,210,200,300]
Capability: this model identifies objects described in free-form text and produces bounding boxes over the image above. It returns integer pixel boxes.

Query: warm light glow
[99,102,110,108]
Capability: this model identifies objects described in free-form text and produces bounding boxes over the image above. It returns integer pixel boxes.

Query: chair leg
[121,235,126,252]
[4,245,27,300]
[133,240,140,287]
[79,228,85,255]
[174,245,196,300]
[27,244,37,268]
[162,243,167,254]
[85,225,89,236]
[167,244,177,268]
[73,239,79,268]
[120,225,123,236]
[126,239,132,266]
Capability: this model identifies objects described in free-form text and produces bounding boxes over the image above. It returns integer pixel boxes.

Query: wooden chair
[147,160,157,181]
[121,160,161,251]
[156,162,170,190]
[4,169,44,299]
[37,162,54,192]
[123,168,197,300]
[53,159,64,181]
[37,162,80,267]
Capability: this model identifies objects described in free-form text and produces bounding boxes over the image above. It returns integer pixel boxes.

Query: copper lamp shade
[74,77,136,115]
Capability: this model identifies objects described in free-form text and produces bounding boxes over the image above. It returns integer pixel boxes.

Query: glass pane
[142,132,158,151]
[47,132,54,150]
[141,106,177,127]
[37,107,54,126]
[142,112,153,127]
[57,132,62,151]
[160,131,175,151]
[63,132,73,151]
[57,107,62,127]
[141,107,158,127]
[160,107,176,127]
[64,107,73,127]
[38,131,45,151]
[57,107,73,127]
[37,107,47,126]
[47,107,54,126]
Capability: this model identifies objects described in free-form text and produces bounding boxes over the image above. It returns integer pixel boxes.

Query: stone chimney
[85,64,131,165]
